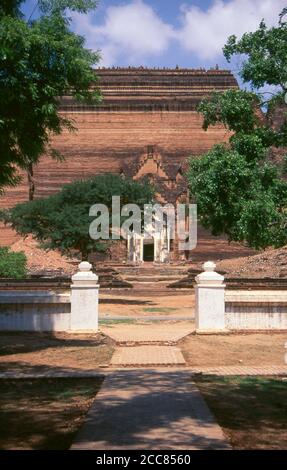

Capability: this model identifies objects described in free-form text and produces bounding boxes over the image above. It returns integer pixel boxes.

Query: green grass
[143,307,177,313]
[99,318,137,325]
[0,377,103,450]
[195,375,287,449]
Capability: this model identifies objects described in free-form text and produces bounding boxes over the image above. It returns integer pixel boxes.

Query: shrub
[0,247,27,279]
[0,174,154,260]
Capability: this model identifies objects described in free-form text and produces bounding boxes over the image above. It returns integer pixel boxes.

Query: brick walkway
[104,322,192,366]
[72,369,231,450]
[1,323,285,450]
[0,365,286,379]
[111,346,186,366]
[189,365,287,376]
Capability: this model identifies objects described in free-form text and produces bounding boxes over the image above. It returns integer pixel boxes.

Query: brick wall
[0,110,230,246]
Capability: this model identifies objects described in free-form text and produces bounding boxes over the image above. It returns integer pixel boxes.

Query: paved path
[1,365,287,378]
[0,366,287,379]
[101,321,193,344]
[111,346,186,366]
[105,322,192,366]
[190,365,287,376]
[71,369,231,450]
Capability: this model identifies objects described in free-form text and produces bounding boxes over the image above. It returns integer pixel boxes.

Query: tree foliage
[0,174,154,259]
[0,1,23,18]
[188,10,287,249]
[223,13,287,90]
[0,247,27,279]
[188,146,287,249]
[0,0,101,194]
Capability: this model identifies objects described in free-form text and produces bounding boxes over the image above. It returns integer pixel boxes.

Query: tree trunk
[27,163,35,201]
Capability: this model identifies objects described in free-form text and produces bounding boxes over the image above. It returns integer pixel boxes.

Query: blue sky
[22,0,286,76]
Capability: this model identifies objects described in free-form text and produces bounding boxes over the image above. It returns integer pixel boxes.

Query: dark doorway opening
[143,243,154,262]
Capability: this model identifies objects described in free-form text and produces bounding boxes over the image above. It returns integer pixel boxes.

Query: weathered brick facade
[0,68,238,252]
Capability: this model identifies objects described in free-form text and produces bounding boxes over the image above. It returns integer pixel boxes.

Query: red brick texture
[0,68,237,247]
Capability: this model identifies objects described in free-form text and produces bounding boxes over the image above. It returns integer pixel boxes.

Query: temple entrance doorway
[143,241,154,262]
[126,230,171,264]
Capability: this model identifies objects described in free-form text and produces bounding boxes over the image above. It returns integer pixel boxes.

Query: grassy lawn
[0,377,103,449]
[194,375,287,449]
[143,308,178,314]
[100,318,138,325]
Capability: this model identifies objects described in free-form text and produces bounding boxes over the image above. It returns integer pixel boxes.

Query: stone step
[123,276,180,282]
[116,267,188,276]
[110,346,186,366]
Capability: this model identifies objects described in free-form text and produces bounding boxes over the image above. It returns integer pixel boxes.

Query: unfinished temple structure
[0,67,238,262]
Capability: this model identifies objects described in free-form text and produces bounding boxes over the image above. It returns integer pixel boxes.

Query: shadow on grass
[0,377,103,450]
[194,375,287,449]
[0,331,112,356]
[0,370,229,450]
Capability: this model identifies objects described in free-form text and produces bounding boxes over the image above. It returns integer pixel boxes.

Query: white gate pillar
[70,262,99,332]
[195,261,227,333]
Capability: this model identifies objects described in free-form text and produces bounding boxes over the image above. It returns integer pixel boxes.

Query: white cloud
[72,0,175,66]
[178,0,286,60]
[71,0,286,66]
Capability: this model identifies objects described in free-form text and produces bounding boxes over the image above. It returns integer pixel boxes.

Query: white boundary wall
[225,290,287,330]
[1,261,286,332]
[0,262,99,332]
[195,262,287,332]
[0,291,71,331]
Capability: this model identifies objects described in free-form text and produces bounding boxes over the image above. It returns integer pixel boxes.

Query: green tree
[0,0,101,198]
[0,247,27,279]
[188,10,287,249]
[0,174,155,260]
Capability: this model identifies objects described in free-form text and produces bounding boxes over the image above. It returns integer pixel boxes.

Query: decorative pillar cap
[72,261,98,283]
[195,260,225,285]
[78,261,92,272]
[203,261,216,272]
